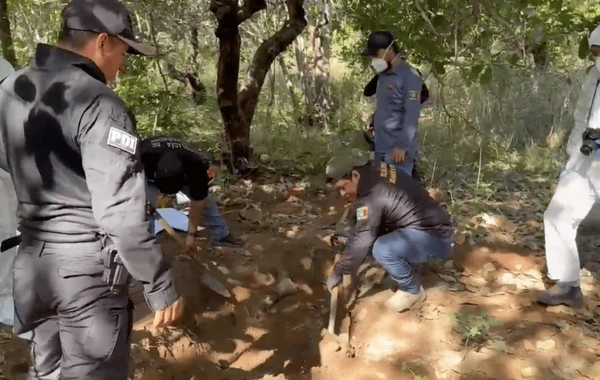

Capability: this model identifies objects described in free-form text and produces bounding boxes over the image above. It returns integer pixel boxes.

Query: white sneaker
[385,286,426,312]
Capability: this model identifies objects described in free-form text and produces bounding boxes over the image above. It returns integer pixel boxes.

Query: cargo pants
[13,237,132,379]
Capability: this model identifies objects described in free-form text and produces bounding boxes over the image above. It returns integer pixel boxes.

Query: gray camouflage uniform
[0,42,178,379]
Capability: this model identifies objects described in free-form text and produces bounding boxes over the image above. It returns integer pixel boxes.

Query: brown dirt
[1,182,600,380]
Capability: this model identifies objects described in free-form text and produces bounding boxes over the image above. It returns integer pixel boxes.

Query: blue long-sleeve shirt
[373,63,423,155]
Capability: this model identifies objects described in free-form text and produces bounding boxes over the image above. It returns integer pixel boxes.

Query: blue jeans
[372,228,453,294]
[374,151,415,176]
[146,183,230,240]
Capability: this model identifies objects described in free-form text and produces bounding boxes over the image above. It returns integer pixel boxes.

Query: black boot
[536,284,584,308]
[211,233,243,247]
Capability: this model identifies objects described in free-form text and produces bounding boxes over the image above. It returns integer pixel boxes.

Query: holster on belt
[101,246,130,294]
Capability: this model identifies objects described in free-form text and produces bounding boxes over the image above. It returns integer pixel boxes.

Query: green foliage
[336,0,600,83]
[401,362,429,380]
[0,0,595,175]
[451,311,502,346]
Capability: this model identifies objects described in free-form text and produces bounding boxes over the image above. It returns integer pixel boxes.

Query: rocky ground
[1,175,600,380]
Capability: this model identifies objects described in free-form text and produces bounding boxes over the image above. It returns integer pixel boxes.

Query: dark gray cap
[362,31,396,56]
[62,0,156,56]
[325,152,370,181]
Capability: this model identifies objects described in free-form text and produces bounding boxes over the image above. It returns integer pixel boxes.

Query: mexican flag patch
[356,206,369,220]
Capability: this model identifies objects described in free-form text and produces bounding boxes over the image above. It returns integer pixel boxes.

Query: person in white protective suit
[537,25,600,308]
[0,56,16,325]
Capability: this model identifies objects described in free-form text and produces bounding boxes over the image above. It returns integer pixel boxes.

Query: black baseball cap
[155,151,185,194]
[361,31,396,56]
[62,0,156,56]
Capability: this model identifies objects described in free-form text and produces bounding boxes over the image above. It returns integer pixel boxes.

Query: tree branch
[210,0,237,23]
[237,0,268,24]
[479,0,512,33]
[413,0,440,36]
[239,0,307,121]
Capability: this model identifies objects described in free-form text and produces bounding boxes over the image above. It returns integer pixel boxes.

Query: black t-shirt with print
[140,136,209,200]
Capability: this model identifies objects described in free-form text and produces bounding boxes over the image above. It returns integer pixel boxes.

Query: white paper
[175,191,191,205]
[153,207,204,235]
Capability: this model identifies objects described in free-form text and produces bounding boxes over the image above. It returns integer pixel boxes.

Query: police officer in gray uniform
[0,0,184,378]
[362,31,423,176]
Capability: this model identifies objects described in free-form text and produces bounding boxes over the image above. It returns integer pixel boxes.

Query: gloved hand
[326,267,342,293]
[582,128,600,141]
[330,233,348,247]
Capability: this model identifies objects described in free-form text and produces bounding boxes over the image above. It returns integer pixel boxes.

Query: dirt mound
[2,182,600,380]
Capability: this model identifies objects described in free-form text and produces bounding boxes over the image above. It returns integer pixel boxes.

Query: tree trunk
[190,27,199,67]
[310,6,332,117]
[211,0,307,173]
[278,56,299,112]
[0,0,16,67]
[165,63,207,105]
[294,34,313,124]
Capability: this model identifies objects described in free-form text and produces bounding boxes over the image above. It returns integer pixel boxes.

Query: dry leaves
[239,204,264,222]
[489,339,516,354]
[535,339,556,350]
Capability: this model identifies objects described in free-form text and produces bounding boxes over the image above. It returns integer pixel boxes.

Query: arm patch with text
[107,127,138,155]
[408,90,420,100]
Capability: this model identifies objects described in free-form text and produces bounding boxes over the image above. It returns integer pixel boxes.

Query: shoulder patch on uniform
[389,166,396,184]
[356,206,369,221]
[107,127,138,155]
[379,162,388,178]
[409,90,420,100]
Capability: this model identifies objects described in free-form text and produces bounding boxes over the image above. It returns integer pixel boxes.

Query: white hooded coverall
[543,26,600,286]
[0,56,16,325]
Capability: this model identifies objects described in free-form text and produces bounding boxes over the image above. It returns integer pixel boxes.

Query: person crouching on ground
[325,153,454,311]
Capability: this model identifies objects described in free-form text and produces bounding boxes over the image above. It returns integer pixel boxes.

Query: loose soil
[1,180,600,380]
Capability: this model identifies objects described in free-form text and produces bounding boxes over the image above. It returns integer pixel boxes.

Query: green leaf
[490,41,505,56]
[549,0,563,12]
[401,363,410,373]
[430,14,447,28]
[469,64,485,80]
[556,10,574,26]
[507,54,519,66]
[480,66,493,84]
[432,61,446,74]
[579,35,590,59]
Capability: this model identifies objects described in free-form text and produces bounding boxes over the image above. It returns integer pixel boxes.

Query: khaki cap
[325,152,370,181]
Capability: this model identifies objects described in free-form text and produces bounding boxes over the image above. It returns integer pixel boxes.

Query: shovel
[327,206,354,333]
[325,205,357,356]
[146,203,231,298]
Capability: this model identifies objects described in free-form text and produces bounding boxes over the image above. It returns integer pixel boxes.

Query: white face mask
[369,40,398,74]
[370,58,388,73]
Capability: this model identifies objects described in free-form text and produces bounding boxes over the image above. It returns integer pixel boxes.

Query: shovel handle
[343,274,352,288]
[147,203,186,247]
[327,285,339,334]
[327,252,354,335]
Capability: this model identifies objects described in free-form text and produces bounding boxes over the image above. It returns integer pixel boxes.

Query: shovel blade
[200,273,231,298]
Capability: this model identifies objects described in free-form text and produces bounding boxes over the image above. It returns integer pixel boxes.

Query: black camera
[580,128,600,156]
